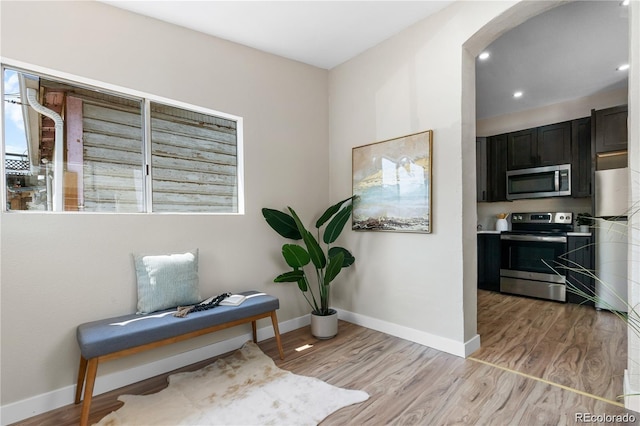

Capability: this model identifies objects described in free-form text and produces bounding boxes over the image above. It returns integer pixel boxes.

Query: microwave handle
[554,170,560,192]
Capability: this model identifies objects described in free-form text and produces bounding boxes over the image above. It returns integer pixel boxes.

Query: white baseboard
[0,314,310,426]
[1,310,478,425]
[463,333,482,357]
[336,309,480,358]
[624,369,640,412]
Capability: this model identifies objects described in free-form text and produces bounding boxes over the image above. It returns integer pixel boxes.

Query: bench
[75,291,284,426]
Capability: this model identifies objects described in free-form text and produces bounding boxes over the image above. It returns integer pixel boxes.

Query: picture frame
[352,130,433,233]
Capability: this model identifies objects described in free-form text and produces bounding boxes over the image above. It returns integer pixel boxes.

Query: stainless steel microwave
[506,164,571,200]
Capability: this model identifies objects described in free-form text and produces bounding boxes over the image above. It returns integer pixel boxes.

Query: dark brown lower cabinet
[478,233,501,292]
[566,235,595,306]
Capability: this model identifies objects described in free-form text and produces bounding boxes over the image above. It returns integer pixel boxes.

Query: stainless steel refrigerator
[594,167,629,312]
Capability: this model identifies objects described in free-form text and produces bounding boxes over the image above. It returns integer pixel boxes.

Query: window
[2,66,242,213]
[149,103,239,213]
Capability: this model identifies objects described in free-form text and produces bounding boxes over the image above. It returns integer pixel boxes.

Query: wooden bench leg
[251,320,258,343]
[270,311,285,360]
[75,356,88,404]
[80,358,99,426]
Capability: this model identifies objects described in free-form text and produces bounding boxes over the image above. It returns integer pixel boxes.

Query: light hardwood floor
[12,290,637,425]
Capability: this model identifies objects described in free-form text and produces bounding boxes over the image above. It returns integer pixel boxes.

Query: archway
[461,0,639,410]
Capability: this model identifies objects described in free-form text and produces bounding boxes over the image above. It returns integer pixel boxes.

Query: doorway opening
[464,0,633,408]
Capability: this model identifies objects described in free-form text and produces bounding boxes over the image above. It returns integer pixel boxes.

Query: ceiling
[476,0,629,120]
[101,1,629,120]
[100,1,453,69]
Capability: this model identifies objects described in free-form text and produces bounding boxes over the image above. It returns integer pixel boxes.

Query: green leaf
[297,278,308,292]
[315,196,355,229]
[274,270,305,282]
[262,208,302,240]
[274,269,307,292]
[329,246,355,267]
[282,244,310,268]
[324,251,345,286]
[323,205,353,244]
[288,207,326,268]
[287,206,309,236]
[303,230,326,268]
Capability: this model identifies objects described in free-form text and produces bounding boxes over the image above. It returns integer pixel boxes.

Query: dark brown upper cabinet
[506,128,537,170]
[593,105,628,154]
[476,137,488,202]
[537,121,572,166]
[571,117,591,197]
[507,122,571,170]
[487,133,508,202]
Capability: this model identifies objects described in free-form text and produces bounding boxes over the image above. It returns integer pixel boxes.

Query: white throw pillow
[133,249,200,314]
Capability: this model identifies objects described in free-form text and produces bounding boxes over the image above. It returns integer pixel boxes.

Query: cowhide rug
[96,341,369,425]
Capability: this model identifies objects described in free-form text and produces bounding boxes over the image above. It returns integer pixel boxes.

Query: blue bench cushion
[77,291,278,359]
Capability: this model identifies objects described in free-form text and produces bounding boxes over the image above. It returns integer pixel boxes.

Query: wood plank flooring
[12,290,636,425]
[472,290,628,404]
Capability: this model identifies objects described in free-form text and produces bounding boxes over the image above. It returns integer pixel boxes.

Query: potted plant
[262,196,356,339]
[576,212,594,233]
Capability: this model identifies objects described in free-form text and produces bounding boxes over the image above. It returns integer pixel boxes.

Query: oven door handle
[500,234,567,243]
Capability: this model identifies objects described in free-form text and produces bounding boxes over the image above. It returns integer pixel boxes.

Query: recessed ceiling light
[617,64,630,71]
[513,91,523,98]
[478,51,490,60]
[621,0,629,6]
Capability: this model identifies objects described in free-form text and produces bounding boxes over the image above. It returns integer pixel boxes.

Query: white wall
[327,1,519,349]
[0,0,328,409]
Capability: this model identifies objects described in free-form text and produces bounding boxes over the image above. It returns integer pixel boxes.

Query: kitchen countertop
[477,230,592,236]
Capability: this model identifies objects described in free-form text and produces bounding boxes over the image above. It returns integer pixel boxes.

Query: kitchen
[475,0,630,312]
[470,2,633,407]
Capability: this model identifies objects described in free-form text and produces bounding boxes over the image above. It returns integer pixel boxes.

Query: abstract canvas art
[352,130,433,233]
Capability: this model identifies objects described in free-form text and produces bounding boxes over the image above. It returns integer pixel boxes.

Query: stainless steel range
[500,212,573,302]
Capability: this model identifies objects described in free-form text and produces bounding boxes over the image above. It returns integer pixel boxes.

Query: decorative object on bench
[95,341,369,425]
[220,293,255,306]
[262,196,356,339]
[75,291,285,426]
[174,291,231,317]
[174,292,266,317]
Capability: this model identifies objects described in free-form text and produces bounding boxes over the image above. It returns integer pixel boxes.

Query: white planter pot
[310,309,338,339]
[579,225,590,233]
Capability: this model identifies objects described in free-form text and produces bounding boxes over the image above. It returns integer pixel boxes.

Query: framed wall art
[352,130,433,233]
